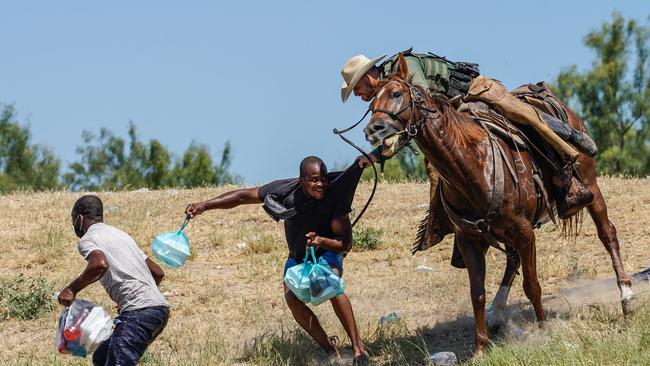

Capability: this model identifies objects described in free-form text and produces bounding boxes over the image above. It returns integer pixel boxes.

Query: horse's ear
[396,53,409,80]
[369,74,380,90]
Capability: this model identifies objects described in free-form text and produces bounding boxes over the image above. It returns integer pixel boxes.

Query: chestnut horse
[364,54,633,355]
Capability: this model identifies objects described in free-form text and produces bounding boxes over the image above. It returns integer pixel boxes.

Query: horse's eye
[391,91,402,99]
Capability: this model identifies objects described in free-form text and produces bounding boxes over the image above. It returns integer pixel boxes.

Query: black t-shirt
[258,162,363,259]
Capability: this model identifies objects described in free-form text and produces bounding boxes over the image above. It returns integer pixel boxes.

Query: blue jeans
[93,306,169,366]
[283,250,344,277]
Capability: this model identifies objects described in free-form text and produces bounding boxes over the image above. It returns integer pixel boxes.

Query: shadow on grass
[362,301,566,365]
[240,327,328,365]
[237,301,566,365]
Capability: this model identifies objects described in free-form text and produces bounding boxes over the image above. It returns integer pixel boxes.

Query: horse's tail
[560,209,584,239]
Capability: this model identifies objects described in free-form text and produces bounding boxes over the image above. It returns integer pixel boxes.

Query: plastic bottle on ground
[430,351,457,365]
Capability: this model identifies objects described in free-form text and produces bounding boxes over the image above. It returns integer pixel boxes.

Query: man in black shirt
[185,156,372,364]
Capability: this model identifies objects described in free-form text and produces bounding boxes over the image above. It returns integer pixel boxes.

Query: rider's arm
[185,187,261,218]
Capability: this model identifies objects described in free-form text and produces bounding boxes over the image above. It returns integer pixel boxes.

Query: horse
[363,53,633,355]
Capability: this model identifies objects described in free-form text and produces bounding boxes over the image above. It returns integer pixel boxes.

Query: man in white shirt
[58,195,169,366]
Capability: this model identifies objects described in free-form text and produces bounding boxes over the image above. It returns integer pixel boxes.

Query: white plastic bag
[56,299,113,357]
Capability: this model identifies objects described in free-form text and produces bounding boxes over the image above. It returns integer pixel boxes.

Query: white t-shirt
[77,223,168,312]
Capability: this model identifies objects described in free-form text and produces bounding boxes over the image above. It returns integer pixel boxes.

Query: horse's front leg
[488,245,520,330]
[457,233,491,356]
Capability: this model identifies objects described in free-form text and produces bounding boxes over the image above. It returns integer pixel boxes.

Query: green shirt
[379,53,452,95]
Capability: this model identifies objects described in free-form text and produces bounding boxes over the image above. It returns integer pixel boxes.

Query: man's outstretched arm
[58,250,109,306]
[185,187,262,218]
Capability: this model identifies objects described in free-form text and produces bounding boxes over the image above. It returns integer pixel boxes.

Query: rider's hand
[305,232,323,250]
[185,202,206,219]
[58,287,76,307]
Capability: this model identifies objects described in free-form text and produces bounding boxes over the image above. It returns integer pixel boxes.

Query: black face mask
[73,214,85,238]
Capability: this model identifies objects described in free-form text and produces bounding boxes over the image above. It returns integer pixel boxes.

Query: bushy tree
[0,105,60,192]
[554,12,650,175]
[65,122,240,190]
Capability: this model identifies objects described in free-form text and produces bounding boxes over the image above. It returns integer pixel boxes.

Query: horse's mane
[376,76,485,149]
[427,93,485,149]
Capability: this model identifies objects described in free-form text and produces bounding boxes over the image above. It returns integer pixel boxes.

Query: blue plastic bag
[283,247,345,306]
[151,217,191,268]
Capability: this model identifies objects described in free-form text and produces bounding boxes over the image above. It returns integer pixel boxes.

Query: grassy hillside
[1,177,649,365]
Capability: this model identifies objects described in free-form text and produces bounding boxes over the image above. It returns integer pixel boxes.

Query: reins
[331,83,425,228]
[333,110,378,228]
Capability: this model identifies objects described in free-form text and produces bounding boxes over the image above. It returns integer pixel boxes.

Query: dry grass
[0,177,649,365]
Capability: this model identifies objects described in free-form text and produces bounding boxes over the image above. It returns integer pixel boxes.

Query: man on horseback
[340,49,598,255]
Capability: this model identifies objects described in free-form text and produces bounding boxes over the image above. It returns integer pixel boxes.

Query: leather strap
[439,126,505,249]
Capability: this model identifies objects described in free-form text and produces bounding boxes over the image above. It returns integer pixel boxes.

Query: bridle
[370,80,427,138]
[331,79,428,227]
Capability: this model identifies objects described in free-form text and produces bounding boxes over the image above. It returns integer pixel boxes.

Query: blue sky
[1,1,648,184]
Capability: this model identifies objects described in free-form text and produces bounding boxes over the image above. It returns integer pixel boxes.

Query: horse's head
[364,53,418,151]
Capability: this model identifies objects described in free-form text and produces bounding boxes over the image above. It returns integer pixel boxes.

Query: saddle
[458,81,574,170]
[446,83,573,232]
[412,82,576,255]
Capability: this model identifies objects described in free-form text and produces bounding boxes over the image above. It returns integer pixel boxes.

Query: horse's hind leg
[457,233,490,356]
[488,245,520,330]
[586,182,634,314]
[514,224,546,322]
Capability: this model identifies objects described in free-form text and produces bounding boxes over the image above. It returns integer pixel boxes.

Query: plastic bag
[284,247,345,306]
[56,299,113,357]
[309,260,345,306]
[151,217,191,268]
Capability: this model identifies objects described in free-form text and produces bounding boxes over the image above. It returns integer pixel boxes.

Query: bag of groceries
[56,299,113,357]
[284,247,345,306]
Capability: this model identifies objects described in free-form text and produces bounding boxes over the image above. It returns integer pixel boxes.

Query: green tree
[0,105,60,192]
[64,126,128,190]
[146,140,171,188]
[170,141,240,187]
[554,12,650,175]
[65,123,240,190]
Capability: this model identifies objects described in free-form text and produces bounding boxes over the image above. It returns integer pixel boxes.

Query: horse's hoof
[471,349,485,360]
[622,296,640,316]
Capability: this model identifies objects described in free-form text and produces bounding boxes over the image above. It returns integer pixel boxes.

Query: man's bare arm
[58,250,109,306]
[185,187,262,218]
[145,257,165,286]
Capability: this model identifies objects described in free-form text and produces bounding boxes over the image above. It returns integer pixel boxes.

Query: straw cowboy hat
[340,54,386,103]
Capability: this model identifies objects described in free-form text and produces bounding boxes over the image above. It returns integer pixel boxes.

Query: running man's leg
[320,252,368,361]
[283,284,336,354]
